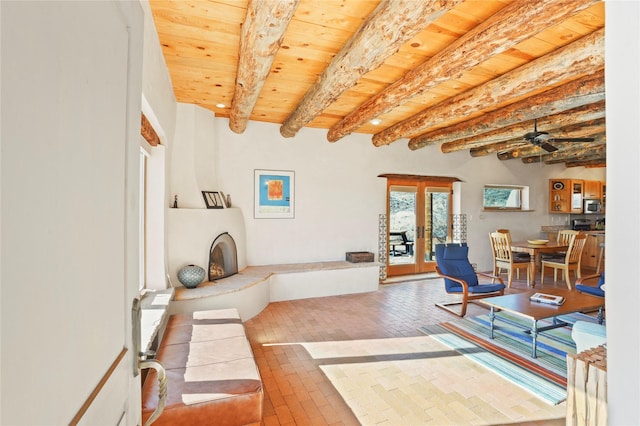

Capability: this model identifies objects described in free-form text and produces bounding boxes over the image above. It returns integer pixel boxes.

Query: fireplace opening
[208,232,238,281]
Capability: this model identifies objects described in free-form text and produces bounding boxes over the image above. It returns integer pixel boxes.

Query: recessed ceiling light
[370,118,382,125]
[216,103,226,108]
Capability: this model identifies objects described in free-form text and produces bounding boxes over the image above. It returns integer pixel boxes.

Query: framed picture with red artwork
[254,169,295,219]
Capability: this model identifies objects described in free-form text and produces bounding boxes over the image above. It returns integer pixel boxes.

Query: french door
[386,177,453,277]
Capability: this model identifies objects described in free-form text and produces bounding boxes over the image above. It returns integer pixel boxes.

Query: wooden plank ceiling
[149,0,605,167]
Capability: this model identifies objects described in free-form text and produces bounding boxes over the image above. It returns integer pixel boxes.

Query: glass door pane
[388,185,416,269]
[386,179,452,277]
[423,187,450,264]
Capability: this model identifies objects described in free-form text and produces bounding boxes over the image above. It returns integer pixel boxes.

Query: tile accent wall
[378,213,387,280]
[452,214,467,243]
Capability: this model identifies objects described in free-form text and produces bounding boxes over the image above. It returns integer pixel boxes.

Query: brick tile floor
[244,269,596,425]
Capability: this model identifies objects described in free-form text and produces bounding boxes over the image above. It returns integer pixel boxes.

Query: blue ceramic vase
[177,264,205,288]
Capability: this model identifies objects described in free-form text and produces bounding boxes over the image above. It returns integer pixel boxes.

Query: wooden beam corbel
[372,28,604,146]
[229,0,300,134]
[279,0,463,138]
[141,113,160,146]
[327,0,598,143]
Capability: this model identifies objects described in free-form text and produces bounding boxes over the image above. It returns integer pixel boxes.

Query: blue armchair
[575,272,605,297]
[435,243,506,317]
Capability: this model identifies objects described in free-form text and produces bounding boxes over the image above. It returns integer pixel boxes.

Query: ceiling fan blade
[540,142,558,152]
[547,137,595,143]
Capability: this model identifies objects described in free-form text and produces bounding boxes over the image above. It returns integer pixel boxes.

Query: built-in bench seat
[141,308,262,426]
[170,261,381,320]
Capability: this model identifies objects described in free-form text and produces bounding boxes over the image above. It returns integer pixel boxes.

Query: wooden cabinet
[549,179,584,213]
[584,180,601,199]
[571,180,584,213]
[549,179,605,213]
[581,233,605,269]
[549,179,571,213]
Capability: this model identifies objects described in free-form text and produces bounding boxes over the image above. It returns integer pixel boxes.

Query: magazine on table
[529,293,565,305]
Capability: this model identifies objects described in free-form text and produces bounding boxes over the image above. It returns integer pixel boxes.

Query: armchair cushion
[575,272,605,297]
[434,243,505,317]
[436,244,505,294]
[436,244,478,292]
[467,282,508,294]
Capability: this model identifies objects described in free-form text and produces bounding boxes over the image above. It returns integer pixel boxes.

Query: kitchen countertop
[540,226,605,235]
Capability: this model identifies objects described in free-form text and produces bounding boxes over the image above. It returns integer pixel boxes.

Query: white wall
[215,118,604,269]
[139,0,178,291]
[170,103,218,208]
[604,1,640,423]
[1,1,143,424]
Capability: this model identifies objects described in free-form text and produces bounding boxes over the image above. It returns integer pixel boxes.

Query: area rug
[305,336,567,425]
[419,312,603,405]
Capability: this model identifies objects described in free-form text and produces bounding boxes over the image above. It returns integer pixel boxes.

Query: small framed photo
[254,169,294,219]
[220,191,229,208]
[202,191,224,209]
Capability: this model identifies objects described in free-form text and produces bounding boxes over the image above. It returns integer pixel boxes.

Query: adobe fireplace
[208,232,238,281]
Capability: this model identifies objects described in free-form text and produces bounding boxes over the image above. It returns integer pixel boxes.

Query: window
[483,185,525,211]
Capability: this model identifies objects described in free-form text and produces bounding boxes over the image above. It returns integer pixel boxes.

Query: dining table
[510,241,569,286]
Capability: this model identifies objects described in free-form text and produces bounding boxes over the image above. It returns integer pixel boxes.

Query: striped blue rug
[419,312,603,405]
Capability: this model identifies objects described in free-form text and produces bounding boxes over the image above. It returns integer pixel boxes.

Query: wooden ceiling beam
[440,101,605,153]
[141,113,160,146]
[499,140,604,160]
[410,71,604,150]
[229,0,300,134]
[373,28,604,146]
[470,141,528,157]
[566,159,607,168]
[497,125,605,160]
[544,151,606,164]
[516,136,606,163]
[327,0,598,143]
[472,126,605,158]
[278,0,463,138]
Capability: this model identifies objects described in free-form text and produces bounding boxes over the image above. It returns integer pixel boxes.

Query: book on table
[530,293,565,305]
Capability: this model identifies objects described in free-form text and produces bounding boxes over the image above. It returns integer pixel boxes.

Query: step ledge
[174,261,382,301]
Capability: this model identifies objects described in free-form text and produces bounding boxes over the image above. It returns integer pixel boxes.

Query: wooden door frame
[382,174,459,277]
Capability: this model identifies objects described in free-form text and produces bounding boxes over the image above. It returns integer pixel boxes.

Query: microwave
[583,198,602,214]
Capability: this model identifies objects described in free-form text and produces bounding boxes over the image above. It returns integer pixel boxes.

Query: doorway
[385,176,455,277]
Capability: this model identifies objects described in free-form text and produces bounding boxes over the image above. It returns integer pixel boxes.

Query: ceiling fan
[523,119,595,152]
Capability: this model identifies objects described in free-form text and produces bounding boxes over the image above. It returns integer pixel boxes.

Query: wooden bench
[142,308,262,426]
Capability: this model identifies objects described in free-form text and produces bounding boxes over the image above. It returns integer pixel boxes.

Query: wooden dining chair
[497,229,530,272]
[489,231,531,288]
[540,233,588,289]
[540,229,579,275]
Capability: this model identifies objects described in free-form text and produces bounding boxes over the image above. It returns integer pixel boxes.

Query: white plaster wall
[170,103,218,208]
[604,1,640,423]
[139,0,179,292]
[139,0,176,143]
[1,2,144,424]
[145,144,168,290]
[214,118,605,270]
